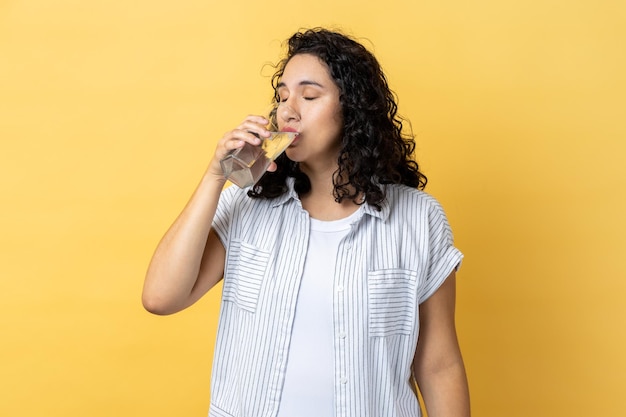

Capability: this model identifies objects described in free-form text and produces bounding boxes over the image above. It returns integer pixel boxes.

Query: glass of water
[220,103,297,188]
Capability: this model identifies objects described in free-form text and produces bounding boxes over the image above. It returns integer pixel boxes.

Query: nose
[276,102,299,125]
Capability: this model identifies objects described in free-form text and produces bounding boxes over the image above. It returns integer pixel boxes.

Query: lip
[280,126,299,134]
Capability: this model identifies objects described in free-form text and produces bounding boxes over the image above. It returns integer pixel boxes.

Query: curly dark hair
[248,28,427,210]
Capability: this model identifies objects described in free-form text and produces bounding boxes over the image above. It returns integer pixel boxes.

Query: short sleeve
[417,198,463,304]
[212,185,238,247]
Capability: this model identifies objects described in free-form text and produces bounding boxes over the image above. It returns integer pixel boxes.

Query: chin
[284,148,303,163]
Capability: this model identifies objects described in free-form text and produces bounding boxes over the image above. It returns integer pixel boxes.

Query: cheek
[315,103,342,128]
[329,110,344,138]
[305,100,343,137]
[333,110,343,131]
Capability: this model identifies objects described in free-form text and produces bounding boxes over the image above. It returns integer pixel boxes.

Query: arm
[142,115,272,315]
[412,272,470,417]
[141,173,226,315]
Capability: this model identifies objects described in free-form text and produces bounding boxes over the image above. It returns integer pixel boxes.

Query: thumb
[266,161,278,172]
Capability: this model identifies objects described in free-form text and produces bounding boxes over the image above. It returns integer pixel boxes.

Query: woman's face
[275,53,343,168]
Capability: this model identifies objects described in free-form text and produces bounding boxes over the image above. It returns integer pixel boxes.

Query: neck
[298,164,361,221]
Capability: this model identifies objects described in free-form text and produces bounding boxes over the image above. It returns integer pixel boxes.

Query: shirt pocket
[368,268,418,337]
[223,240,270,313]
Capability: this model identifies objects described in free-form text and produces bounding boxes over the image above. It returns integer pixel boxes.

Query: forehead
[279,53,335,88]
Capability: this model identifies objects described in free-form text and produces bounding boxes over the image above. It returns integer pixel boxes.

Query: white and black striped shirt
[210,178,463,417]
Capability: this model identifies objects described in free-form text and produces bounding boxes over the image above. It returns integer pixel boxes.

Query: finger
[266,161,278,172]
[222,129,261,149]
[237,117,271,138]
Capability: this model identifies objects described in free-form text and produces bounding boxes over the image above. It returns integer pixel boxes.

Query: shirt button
[339,332,347,339]
[337,285,344,292]
[340,377,348,384]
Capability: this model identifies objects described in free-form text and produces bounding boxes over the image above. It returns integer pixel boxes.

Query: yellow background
[1,1,624,416]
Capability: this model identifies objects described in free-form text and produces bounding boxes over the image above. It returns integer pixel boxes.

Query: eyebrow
[276,80,325,89]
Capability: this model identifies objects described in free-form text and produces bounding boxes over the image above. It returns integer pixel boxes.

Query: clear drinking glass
[220,103,297,188]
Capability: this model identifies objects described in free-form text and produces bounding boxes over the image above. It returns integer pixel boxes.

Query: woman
[143,28,470,417]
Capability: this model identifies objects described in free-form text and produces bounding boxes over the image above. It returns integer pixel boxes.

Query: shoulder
[385,184,444,211]
[219,185,287,213]
[218,185,246,210]
[220,184,248,202]
[380,185,453,231]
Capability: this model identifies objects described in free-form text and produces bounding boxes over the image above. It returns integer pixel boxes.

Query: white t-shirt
[277,209,362,417]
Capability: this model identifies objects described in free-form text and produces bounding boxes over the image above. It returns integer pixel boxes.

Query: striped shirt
[210,178,463,417]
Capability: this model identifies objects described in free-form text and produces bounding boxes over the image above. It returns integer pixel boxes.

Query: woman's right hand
[206,114,273,180]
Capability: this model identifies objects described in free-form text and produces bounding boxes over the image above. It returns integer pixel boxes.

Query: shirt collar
[270,177,300,208]
[271,177,390,222]
[362,192,390,221]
